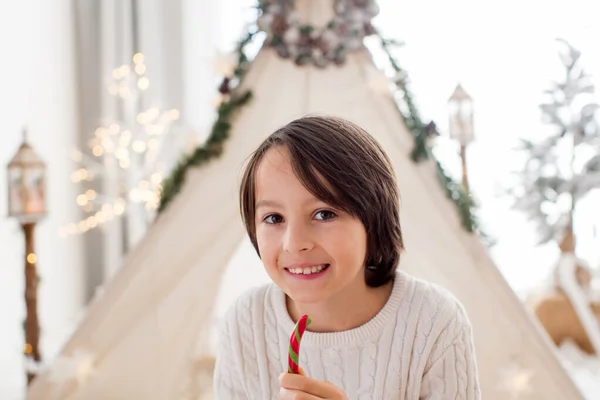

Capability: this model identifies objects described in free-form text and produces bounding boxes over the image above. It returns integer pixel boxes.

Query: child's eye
[314,210,337,221]
[263,214,284,224]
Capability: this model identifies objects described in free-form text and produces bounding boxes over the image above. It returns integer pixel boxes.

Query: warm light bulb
[109,124,120,135]
[137,113,147,124]
[145,199,159,211]
[137,77,150,90]
[133,53,145,64]
[92,145,104,157]
[114,202,125,216]
[147,108,159,120]
[78,221,87,232]
[135,64,146,75]
[119,130,132,146]
[26,253,36,264]
[85,189,97,200]
[96,211,106,224]
[95,127,107,138]
[87,217,98,228]
[132,141,147,153]
[77,194,88,206]
[147,125,164,136]
[119,65,131,76]
[115,148,129,160]
[129,188,142,203]
[101,138,115,153]
[151,173,163,185]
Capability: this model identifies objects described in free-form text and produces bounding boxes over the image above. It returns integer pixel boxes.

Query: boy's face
[254,146,368,305]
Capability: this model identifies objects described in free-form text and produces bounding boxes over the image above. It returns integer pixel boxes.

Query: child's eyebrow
[256,200,280,209]
[255,198,322,209]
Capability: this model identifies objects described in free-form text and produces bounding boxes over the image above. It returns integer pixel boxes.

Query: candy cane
[288,314,311,374]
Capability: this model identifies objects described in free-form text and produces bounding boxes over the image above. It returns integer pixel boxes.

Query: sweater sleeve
[213,312,248,400]
[419,303,481,400]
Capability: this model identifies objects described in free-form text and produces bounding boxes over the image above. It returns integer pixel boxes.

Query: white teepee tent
[27,1,583,399]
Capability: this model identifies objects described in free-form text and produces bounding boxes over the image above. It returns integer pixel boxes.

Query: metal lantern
[7,129,47,223]
[448,84,474,146]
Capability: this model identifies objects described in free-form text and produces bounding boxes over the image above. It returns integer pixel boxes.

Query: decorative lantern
[448,84,474,192]
[6,128,46,385]
[448,84,474,146]
[7,129,47,222]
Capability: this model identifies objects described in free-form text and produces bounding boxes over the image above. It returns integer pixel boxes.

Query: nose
[283,221,314,254]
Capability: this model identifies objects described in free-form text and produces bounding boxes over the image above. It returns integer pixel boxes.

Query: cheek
[255,226,280,265]
[326,225,368,264]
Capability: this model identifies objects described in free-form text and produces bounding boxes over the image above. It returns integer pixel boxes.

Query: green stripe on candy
[289,348,299,365]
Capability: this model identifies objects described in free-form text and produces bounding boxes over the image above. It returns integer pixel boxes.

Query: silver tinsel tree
[511,39,600,247]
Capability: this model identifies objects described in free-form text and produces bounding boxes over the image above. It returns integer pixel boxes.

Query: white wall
[181,0,258,140]
[0,0,85,398]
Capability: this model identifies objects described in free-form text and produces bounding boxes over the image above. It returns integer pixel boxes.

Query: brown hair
[239,115,404,287]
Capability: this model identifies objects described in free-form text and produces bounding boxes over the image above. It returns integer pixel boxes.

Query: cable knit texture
[213,271,481,399]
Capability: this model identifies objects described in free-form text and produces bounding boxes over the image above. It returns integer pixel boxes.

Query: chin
[285,286,331,304]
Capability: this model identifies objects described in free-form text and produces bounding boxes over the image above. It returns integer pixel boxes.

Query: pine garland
[157,31,255,213]
[379,37,478,234]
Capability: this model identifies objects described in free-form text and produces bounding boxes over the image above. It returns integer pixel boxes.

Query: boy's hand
[279,367,348,399]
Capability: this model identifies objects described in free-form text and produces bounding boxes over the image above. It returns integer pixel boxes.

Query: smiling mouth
[285,264,330,275]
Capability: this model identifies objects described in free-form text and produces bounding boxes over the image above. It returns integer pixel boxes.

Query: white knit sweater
[213,271,481,399]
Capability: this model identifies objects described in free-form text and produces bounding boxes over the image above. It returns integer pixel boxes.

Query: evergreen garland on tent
[157,32,255,213]
[157,1,479,235]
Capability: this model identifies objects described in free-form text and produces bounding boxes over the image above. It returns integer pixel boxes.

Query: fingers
[279,372,343,399]
[279,387,322,400]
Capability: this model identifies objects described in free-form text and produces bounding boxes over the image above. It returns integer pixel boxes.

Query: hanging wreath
[257,0,380,67]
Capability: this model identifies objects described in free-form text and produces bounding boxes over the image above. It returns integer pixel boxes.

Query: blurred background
[1,0,599,398]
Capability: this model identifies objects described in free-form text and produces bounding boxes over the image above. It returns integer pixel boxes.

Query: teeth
[289,265,326,275]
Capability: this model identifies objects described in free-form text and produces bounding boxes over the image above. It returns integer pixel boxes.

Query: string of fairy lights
[59,52,183,238]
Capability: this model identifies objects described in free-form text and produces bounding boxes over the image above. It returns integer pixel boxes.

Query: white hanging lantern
[448,84,474,146]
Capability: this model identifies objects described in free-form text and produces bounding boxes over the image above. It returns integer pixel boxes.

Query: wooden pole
[22,222,41,385]
[460,144,470,193]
